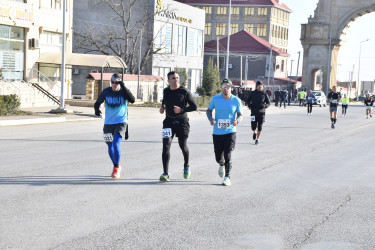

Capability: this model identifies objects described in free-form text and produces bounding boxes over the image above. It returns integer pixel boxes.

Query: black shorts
[103,123,127,138]
[163,117,190,139]
[251,113,265,131]
[213,133,236,152]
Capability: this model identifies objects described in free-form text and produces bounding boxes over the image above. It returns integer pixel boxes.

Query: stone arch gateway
[300,0,375,92]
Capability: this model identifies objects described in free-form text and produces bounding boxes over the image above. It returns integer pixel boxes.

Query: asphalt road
[1,104,375,249]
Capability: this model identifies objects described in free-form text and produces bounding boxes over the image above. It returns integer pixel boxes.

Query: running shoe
[255,139,259,145]
[366,116,368,119]
[370,115,373,118]
[159,174,170,182]
[252,132,256,140]
[331,124,335,129]
[218,164,225,178]
[111,166,121,178]
[222,177,231,186]
[183,167,190,179]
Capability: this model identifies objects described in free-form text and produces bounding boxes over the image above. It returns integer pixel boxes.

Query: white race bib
[218,119,230,129]
[162,128,172,138]
[251,116,256,122]
[103,133,113,142]
[331,99,338,104]
[308,97,312,100]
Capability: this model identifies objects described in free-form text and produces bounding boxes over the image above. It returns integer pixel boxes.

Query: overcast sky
[283,0,375,82]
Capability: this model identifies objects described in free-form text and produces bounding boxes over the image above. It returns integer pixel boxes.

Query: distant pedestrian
[279,88,288,108]
[327,86,341,129]
[305,90,316,115]
[364,94,374,119]
[266,88,272,99]
[274,89,280,106]
[341,94,349,117]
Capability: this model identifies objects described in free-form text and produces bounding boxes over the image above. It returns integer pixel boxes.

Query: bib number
[218,119,230,129]
[308,97,312,100]
[103,133,113,142]
[331,99,338,104]
[162,128,172,138]
[251,116,256,122]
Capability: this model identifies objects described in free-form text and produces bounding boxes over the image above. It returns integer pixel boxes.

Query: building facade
[176,0,291,52]
[73,0,205,98]
[0,0,73,84]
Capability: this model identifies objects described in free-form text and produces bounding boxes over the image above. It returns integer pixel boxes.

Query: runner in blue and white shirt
[94,74,135,179]
[206,79,243,186]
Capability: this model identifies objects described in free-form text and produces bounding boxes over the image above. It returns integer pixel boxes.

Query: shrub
[0,95,21,115]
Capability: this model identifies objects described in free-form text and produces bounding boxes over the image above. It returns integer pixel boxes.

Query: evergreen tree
[202,58,221,96]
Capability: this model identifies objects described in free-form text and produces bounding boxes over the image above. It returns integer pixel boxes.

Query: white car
[311,91,327,107]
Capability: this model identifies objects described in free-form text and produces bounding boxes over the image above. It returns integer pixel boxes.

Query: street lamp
[225,0,232,79]
[357,39,369,101]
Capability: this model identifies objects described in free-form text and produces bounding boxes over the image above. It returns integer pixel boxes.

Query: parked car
[311,91,327,107]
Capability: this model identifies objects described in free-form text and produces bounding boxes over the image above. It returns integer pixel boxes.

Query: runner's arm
[184,91,197,112]
[206,108,214,124]
[264,93,271,109]
[94,92,105,115]
[119,82,135,103]
[236,111,243,124]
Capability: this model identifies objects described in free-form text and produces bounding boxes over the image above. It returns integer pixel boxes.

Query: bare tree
[74,0,163,74]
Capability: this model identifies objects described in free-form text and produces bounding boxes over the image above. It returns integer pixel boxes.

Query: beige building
[0,0,73,106]
[176,0,291,52]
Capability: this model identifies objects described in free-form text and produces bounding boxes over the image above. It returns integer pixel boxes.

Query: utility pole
[267,44,272,89]
[225,0,232,79]
[137,29,143,99]
[296,51,301,78]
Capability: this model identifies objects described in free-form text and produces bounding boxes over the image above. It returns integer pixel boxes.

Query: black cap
[256,81,263,86]
[221,79,232,87]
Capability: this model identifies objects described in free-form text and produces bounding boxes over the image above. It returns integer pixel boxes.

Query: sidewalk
[0,105,100,126]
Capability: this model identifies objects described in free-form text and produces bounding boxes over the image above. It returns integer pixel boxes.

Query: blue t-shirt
[208,94,242,135]
[96,87,129,124]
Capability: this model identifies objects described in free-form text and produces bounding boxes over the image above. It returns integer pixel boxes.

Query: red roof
[205,30,288,56]
[175,0,292,12]
[87,73,163,81]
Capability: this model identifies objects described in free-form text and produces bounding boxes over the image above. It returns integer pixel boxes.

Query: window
[176,25,187,55]
[216,7,227,15]
[40,31,62,53]
[230,23,238,35]
[154,22,172,54]
[202,6,212,14]
[256,24,267,37]
[0,25,24,80]
[187,28,203,57]
[40,0,62,9]
[205,23,211,35]
[258,8,268,16]
[216,23,226,36]
[231,7,239,15]
[213,56,225,70]
[244,7,254,16]
[244,24,255,34]
[281,60,284,72]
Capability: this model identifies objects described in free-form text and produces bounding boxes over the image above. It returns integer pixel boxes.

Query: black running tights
[162,137,189,175]
[307,103,313,113]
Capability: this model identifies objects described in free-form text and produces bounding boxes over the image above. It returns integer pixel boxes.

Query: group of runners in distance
[94,72,374,186]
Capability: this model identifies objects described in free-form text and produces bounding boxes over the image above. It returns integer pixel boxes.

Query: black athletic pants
[213,133,236,177]
[307,103,313,113]
[162,137,189,175]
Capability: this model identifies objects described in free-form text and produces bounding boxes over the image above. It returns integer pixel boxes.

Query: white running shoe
[222,177,231,186]
[218,165,225,178]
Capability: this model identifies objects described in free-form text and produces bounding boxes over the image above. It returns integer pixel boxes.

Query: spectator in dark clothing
[279,88,288,108]
[274,89,280,106]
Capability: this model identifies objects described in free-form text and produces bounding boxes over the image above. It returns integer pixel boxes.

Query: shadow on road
[0,176,207,186]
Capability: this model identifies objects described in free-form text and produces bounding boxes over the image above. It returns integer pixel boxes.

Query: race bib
[308,97,312,100]
[218,119,230,129]
[162,128,172,138]
[103,133,113,142]
[331,99,338,104]
[251,116,256,122]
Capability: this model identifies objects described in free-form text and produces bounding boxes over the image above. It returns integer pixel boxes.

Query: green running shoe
[183,167,190,179]
[159,174,170,182]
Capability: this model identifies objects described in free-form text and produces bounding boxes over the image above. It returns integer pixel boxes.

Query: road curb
[0,117,67,126]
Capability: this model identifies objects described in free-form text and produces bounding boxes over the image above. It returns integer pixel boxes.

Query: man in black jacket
[159,71,197,182]
[246,81,271,145]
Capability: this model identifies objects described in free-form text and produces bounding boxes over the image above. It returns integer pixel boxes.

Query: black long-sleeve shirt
[246,90,271,113]
[161,86,197,119]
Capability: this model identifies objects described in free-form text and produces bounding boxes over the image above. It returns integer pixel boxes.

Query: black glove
[119,81,126,90]
[95,109,102,116]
